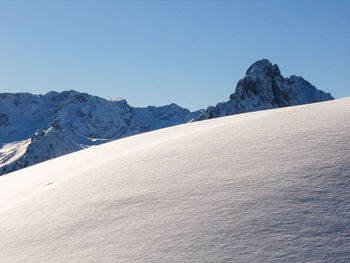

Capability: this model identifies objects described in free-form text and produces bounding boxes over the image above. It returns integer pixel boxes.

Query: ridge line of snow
[0,109,274,212]
[0,98,345,213]
[0,98,349,261]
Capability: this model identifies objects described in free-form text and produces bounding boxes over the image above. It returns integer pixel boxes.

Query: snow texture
[0,98,349,262]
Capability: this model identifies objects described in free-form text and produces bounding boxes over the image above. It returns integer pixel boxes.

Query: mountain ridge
[0,91,201,175]
[198,59,333,120]
[0,59,334,175]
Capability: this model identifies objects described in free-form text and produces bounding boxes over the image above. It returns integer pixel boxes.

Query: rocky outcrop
[198,59,333,120]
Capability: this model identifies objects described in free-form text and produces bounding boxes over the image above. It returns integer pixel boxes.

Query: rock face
[0,91,201,175]
[198,59,334,120]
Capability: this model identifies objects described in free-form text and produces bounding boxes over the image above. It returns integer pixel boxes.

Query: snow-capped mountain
[0,59,334,175]
[0,91,200,175]
[198,59,334,120]
[1,98,349,262]
[134,104,202,130]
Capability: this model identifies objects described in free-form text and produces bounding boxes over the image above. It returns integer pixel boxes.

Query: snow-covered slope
[0,98,349,262]
[198,59,334,120]
[0,91,198,175]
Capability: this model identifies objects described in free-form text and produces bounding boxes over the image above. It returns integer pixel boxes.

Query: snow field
[0,98,350,262]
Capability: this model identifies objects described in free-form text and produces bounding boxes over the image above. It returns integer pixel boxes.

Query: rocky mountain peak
[199,59,333,120]
[245,59,281,77]
[245,59,279,75]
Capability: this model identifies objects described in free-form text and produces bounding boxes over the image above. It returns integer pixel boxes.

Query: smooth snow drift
[0,98,350,262]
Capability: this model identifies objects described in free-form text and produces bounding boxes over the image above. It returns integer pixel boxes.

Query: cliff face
[198,59,334,120]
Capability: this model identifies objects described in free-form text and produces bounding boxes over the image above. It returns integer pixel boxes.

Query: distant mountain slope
[198,59,333,120]
[133,103,202,130]
[0,98,349,262]
[0,91,199,175]
[0,59,334,175]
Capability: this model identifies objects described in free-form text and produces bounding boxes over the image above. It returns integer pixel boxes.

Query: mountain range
[0,59,333,175]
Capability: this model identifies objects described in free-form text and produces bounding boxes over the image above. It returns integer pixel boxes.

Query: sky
[0,0,349,111]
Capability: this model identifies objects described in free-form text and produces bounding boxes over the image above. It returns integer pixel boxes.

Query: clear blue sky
[0,0,349,110]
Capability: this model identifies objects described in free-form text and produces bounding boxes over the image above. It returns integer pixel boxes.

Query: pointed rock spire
[198,59,333,120]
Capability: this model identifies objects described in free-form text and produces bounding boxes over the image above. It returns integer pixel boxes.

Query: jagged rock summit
[198,59,334,120]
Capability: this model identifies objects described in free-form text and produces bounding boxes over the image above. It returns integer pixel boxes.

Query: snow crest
[0,98,349,262]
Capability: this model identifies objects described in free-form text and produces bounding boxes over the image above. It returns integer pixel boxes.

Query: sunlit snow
[0,98,349,262]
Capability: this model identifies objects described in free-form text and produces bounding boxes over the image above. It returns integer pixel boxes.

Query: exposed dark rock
[198,59,333,120]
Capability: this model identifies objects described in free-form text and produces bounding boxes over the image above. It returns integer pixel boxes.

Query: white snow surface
[0,98,350,262]
[0,140,31,171]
